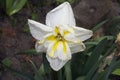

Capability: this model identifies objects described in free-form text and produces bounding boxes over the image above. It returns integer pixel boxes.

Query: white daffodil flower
[28,2,93,71]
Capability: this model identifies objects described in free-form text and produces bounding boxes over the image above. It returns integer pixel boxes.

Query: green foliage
[112,68,120,76]
[29,60,43,80]
[92,19,108,32]
[31,13,39,21]
[56,0,76,4]
[6,0,27,16]
[106,16,120,35]
[2,58,12,67]
[65,62,72,80]
[15,49,37,55]
[1,63,34,80]
[9,36,117,80]
[0,0,5,9]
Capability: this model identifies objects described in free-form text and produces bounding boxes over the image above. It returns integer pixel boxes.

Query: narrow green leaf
[1,63,34,80]
[32,13,39,20]
[112,68,120,76]
[58,69,63,80]
[6,0,14,11]
[65,61,72,80]
[2,58,12,67]
[111,16,120,21]
[29,60,43,80]
[15,49,40,55]
[84,43,116,80]
[96,36,115,42]
[106,16,120,35]
[92,19,108,32]
[6,0,27,16]
[92,16,120,32]
[42,53,51,74]
[39,64,46,76]
[11,0,27,15]
[76,76,85,80]
[71,52,88,79]
[23,25,30,33]
[88,44,116,80]
[84,38,108,74]
[99,57,120,80]
[85,41,98,45]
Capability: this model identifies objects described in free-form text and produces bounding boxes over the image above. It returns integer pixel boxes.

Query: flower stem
[65,61,72,80]
[58,69,63,80]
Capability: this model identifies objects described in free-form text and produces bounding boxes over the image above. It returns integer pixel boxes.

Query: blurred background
[0,0,120,80]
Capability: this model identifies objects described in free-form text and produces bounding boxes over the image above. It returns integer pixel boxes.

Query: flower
[28,2,93,71]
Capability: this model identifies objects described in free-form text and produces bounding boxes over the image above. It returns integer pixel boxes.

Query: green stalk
[65,61,72,80]
[29,60,43,80]
[58,69,63,80]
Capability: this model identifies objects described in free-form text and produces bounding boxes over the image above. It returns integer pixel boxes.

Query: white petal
[57,42,71,60]
[46,2,75,27]
[69,43,86,54]
[46,55,68,71]
[47,41,71,60]
[46,41,58,58]
[43,33,55,48]
[64,32,78,42]
[73,26,93,41]
[28,19,52,40]
[35,41,46,52]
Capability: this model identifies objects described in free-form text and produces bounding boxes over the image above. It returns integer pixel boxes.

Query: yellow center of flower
[56,33,64,41]
[38,26,82,59]
[44,27,70,58]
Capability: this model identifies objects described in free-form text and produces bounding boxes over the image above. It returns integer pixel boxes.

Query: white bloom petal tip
[49,2,70,13]
[46,55,68,71]
[46,1,75,27]
[35,41,46,53]
[28,19,35,25]
[28,19,31,22]
[28,19,52,40]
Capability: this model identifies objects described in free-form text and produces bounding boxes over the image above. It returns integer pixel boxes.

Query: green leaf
[65,61,72,80]
[2,58,12,67]
[35,53,51,80]
[6,0,14,11]
[23,25,30,33]
[31,13,39,21]
[15,49,40,55]
[76,76,85,80]
[86,43,116,80]
[85,42,116,80]
[96,36,115,42]
[105,16,120,35]
[112,68,120,76]
[6,0,27,16]
[42,53,51,74]
[111,16,120,21]
[99,57,120,80]
[39,64,46,76]
[29,60,43,80]
[58,69,63,80]
[1,63,34,80]
[84,38,108,74]
[92,19,108,32]
[85,41,98,45]
[71,53,87,79]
